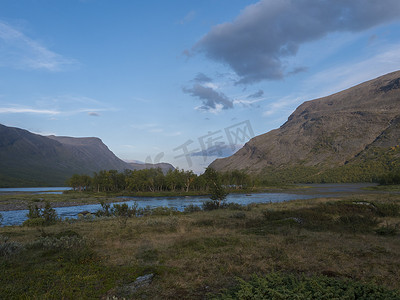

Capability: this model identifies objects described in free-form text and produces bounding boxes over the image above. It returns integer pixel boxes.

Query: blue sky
[1,0,400,173]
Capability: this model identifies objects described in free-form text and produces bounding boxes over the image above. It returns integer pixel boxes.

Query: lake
[0,183,375,226]
[0,187,71,195]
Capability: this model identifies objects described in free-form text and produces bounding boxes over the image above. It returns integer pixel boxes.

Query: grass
[364,184,400,191]
[1,193,400,298]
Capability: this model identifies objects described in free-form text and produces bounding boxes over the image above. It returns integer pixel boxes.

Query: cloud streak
[192,0,400,84]
[0,107,60,114]
[0,21,77,71]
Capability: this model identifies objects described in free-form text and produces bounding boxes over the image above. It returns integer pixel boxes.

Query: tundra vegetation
[1,192,400,299]
[66,167,250,193]
[66,159,400,196]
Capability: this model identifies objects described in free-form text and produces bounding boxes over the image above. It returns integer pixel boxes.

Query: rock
[78,211,91,216]
[103,274,154,299]
[120,274,154,295]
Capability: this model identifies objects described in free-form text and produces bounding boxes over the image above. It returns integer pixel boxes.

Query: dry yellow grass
[1,193,400,298]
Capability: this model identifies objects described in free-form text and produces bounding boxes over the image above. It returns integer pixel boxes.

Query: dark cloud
[192,0,400,84]
[183,83,233,111]
[247,89,264,99]
[193,72,212,83]
[88,112,100,117]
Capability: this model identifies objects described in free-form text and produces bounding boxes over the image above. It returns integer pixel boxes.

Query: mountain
[127,162,175,174]
[210,70,400,183]
[0,125,173,187]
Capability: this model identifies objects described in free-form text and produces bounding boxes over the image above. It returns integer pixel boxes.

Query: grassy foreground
[1,193,400,299]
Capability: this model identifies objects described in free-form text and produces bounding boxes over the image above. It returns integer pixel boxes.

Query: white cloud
[233,97,266,107]
[263,95,303,117]
[179,10,196,25]
[130,123,159,130]
[149,128,164,133]
[195,103,224,114]
[0,21,77,71]
[34,95,115,116]
[0,107,60,115]
[166,131,182,137]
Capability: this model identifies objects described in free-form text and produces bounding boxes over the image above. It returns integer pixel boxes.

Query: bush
[111,203,138,218]
[202,200,221,211]
[0,235,22,257]
[225,202,246,210]
[374,202,400,217]
[42,202,59,224]
[23,217,46,227]
[28,235,86,251]
[214,272,400,299]
[184,204,202,213]
[25,201,59,226]
[230,212,246,219]
[375,223,399,236]
[95,201,112,217]
[150,206,179,216]
[96,202,138,218]
[336,214,379,233]
[27,204,42,219]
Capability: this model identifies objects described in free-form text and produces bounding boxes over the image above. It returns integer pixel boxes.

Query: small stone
[121,274,154,295]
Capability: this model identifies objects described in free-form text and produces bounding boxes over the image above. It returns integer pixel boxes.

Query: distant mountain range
[210,70,400,183]
[0,124,174,187]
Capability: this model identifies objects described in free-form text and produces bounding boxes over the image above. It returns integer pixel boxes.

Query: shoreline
[0,183,380,212]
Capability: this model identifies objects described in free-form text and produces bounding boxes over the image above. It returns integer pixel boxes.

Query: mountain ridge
[210,70,400,182]
[0,124,174,187]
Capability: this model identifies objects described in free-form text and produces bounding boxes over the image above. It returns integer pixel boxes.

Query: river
[0,183,375,226]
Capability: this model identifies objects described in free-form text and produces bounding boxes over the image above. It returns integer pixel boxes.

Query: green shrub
[25,201,59,226]
[375,223,399,236]
[42,202,59,224]
[374,202,400,217]
[0,235,22,257]
[28,235,86,251]
[203,200,224,211]
[230,212,246,219]
[183,204,202,213]
[27,204,42,219]
[23,217,46,227]
[214,272,400,299]
[225,202,246,210]
[150,206,179,216]
[55,230,81,239]
[95,201,112,217]
[336,214,379,233]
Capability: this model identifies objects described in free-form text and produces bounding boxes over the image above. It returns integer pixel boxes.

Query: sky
[1,0,400,173]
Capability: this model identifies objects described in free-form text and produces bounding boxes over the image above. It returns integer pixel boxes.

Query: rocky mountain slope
[0,124,173,187]
[210,71,400,182]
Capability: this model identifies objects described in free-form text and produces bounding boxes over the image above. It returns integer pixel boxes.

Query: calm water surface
[0,187,71,194]
[0,183,375,226]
